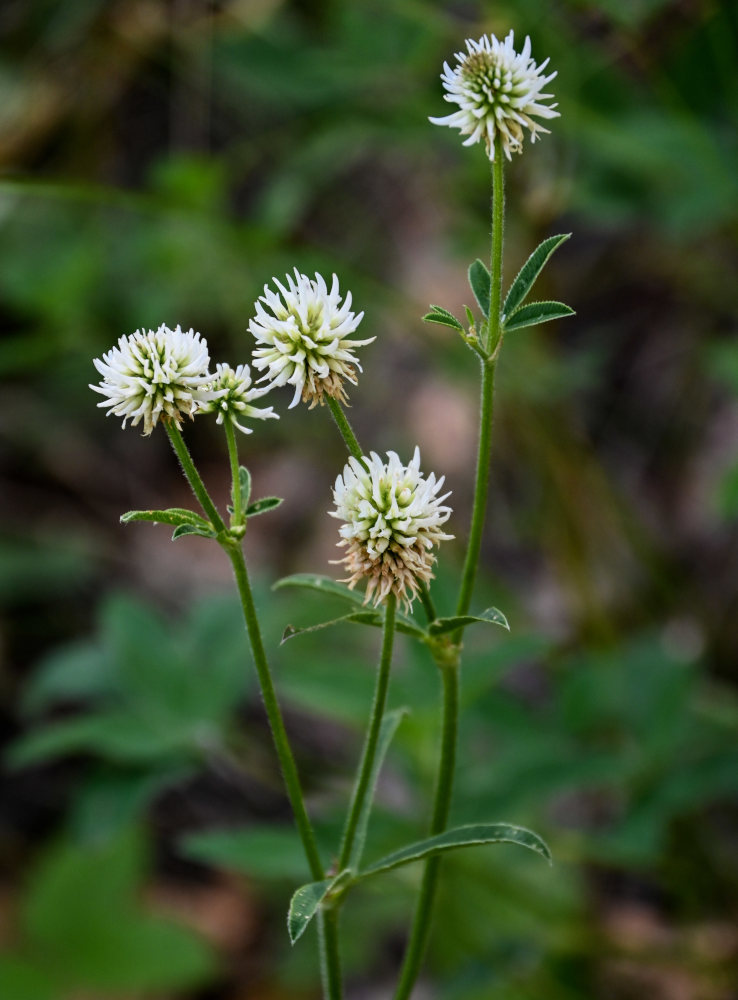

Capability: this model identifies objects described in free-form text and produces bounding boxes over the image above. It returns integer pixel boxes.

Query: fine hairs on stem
[91,26,569,1000]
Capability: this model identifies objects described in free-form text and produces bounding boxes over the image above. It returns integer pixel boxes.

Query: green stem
[226,544,324,881]
[393,662,458,1000]
[165,421,227,533]
[224,420,243,526]
[394,136,505,999]
[487,138,505,355]
[318,908,343,1000]
[326,396,363,460]
[454,358,496,627]
[338,593,397,869]
[456,137,505,626]
[418,582,437,625]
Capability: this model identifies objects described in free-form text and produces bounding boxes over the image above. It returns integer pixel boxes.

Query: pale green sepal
[468,259,491,318]
[350,707,409,869]
[245,496,283,517]
[120,509,210,529]
[504,301,575,332]
[357,823,552,882]
[428,607,509,635]
[503,233,571,317]
[287,870,352,944]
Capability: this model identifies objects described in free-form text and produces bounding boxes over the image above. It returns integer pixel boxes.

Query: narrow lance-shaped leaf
[287,870,352,944]
[357,823,552,883]
[172,523,216,540]
[468,259,491,318]
[504,301,575,332]
[350,707,409,869]
[429,606,509,635]
[503,233,571,318]
[423,312,464,332]
[274,573,367,607]
[423,305,464,332]
[246,496,283,517]
[281,611,427,644]
[120,509,210,529]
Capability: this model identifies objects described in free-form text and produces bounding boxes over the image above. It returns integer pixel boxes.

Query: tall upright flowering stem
[166,421,325,883]
[338,592,397,869]
[394,135,505,1000]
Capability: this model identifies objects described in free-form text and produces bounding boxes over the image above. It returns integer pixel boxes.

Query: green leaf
[171,522,216,540]
[350,707,409,869]
[21,828,215,992]
[423,305,464,331]
[429,607,510,635]
[287,870,352,944]
[281,611,427,644]
[503,233,571,317]
[232,466,251,515]
[503,301,575,332]
[0,958,56,1000]
[245,496,283,517]
[273,573,368,608]
[464,305,475,329]
[422,312,464,332]
[468,259,491,318]
[358,823,552,882]
[121,509,210,529]
[181,825,309,881]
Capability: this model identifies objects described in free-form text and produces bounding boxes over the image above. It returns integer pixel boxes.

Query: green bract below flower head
[90,325,220,435]
[330,448,453,611]
[199,363,278,435]
[249,269,375,409]
[430,31,559,161]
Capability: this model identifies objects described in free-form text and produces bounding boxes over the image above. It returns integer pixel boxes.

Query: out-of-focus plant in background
[2,1,738,998]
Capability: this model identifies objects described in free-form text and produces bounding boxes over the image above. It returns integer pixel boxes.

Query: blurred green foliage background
[1,0,738,997]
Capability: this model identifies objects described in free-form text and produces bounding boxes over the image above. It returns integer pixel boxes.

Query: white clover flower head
[429,31,559,161]
[329,448,453,611]
[90,324,220,435]
[199,362,278,435]
[249,269,374,409]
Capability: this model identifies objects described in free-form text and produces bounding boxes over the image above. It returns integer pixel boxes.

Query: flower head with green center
[249,269,374,409]
[199,363,278,434]
[91,324,220,435]
[330,448,453,611]
[429,31,558,160]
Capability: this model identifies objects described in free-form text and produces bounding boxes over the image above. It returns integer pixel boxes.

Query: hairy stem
[224,420,243,525]
[165,421,226,533]
[338,593,397,869]
[226,545,324,879]
[393,662,458,1000]
[393,135,505,999]
[326,396,364,460]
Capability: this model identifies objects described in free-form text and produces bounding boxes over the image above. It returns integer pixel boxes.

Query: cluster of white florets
[249,270,374,409]
[90,325,220,436]
[430,31,558,160]
[199,363,277,435]
[330,449,453,610]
